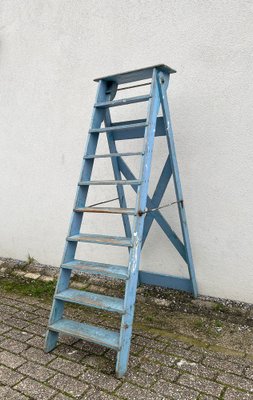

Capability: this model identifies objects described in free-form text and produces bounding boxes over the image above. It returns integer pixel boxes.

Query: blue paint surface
[45,64,197,379]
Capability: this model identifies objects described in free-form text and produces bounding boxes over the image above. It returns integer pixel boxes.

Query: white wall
[1,0,253,302]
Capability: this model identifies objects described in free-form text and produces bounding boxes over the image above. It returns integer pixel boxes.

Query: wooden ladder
[45,64,198,378]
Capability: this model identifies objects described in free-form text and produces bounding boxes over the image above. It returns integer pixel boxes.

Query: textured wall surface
[1,0,253,302]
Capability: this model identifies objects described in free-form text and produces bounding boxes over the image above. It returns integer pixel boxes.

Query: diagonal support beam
[104,107,132,240]
[142,155,172,245]
[118,157,187,262]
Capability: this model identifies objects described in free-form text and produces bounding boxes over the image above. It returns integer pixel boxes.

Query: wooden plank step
[74,207,136,215]
[55,289,125,314]
[62,260,129,280]
[94,94,151,108]
[79,179,141,186]
[84,152,143,159]
[89,121,147,133]
[67,233,132,247]
[48,318,120,350]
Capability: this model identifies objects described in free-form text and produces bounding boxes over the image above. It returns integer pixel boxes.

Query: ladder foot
[44,330,59,353]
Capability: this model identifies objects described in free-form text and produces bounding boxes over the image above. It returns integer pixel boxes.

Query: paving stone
[139,361,162,375]
[40,276,54,282]
[24,322,46,336]
[35,317,49,327]
[48,357,85,377]
[0,304,18,315]
[218,372,253,393]
[142,347,178,366]
[80,368,121,391]
[4,317,30,330]
[82,354,115,374]
[245,366,253,380]
[0,365,24,385]
[58,334,79,346]
[203,355,245,375]
[0,322,11,334]
[151,379,198,399]
[0,386,28,400]
[224,388,253,399]
[167,338,194,350]
[27,335,45,349]
[198,395,217,400]
[116,382,164,400]
[166,346,204,363]
[84,387,118,399]
[178,374,224,397]
[73,340,106,355]
[123,369,158,387]
[13,310,39,322]
[0,350,26,368]
[53,344,85,362]
[24,272,41,280]
[0,338,28,354]
[18,361,56,382]
[23,346,56,365]
[176,358,217,379]
[133,335,167,351]
[14,377,56,399]
[4,328,34,342]
[34,308,51,317]
[53,394,73,400]
[48,373,89,397]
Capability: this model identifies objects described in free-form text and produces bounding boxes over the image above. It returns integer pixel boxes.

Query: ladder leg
[116,69,161,377]
[45,80,108,352]
[45,268,71,351]
[157,72,198,297]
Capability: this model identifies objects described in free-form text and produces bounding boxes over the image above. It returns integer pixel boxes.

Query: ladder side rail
[118,156,187,261]
[116,69,161,377]
[45,81,108,352]
[157,72,198,297]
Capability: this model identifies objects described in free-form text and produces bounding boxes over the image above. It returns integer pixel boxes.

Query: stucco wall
[1,0,253,302]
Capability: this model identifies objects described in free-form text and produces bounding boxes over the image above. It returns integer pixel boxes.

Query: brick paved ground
[0,289,253,400]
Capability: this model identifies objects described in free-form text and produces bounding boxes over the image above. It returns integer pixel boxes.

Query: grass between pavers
[1,271,253,364]
[0,275,56,300]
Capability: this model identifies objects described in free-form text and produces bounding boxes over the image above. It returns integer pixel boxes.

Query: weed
[213,303,226,312]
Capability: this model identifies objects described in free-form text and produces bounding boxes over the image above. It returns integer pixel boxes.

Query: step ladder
[45,64,198,378]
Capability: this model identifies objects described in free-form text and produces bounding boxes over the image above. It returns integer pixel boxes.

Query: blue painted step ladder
[45,64,198,377]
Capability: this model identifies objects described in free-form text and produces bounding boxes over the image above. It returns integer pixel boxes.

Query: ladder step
[79,179,141,186]
[62,260,129,280]
[84,152,144,159]
[74,207,136,215]
[95,94,151,108]
[67,233,132,247]
[90,121,148,133]
[48,318,120,350]
[55,288,125,314]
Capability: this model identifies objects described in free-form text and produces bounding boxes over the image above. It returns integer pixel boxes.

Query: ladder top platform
[94,64,176,84]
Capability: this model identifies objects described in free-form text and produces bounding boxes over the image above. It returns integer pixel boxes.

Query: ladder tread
[74,207,135,215]
[48,318,120,350]
[95,94,151,108]
[55,288,125,313]
[67,233,132,247]
[90,121,147,133]
[84,152,144,159]
[79,179,141,186]
[62,259,129,280]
